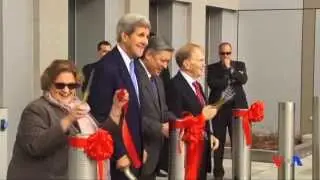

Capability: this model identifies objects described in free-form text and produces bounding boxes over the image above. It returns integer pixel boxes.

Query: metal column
[232,116,251,180]
[278,102,295,180]
[0,108,8,179]
[313,96,320,180]
[168,127,185,180]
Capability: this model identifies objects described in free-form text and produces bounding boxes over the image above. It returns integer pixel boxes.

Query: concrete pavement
[156,155,312,180]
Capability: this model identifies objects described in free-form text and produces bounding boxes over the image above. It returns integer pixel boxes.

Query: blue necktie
[129,60,140,103]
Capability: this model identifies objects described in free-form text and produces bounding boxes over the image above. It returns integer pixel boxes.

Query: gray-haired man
[135,36,176,180]
[88,13,150,180]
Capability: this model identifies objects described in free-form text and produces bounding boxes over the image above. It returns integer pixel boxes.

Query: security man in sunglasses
[206,42,248,180]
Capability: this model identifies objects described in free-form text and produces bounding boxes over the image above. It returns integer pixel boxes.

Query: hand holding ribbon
[114,89,129,110]
[232,101,265,146]
[171,112,206,180]
[116,89,140,180]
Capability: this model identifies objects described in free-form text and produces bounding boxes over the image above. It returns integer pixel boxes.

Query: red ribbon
[170,113,206,180]
[117,89,142,168]
[232,101,265,146]
[69,129,113,180]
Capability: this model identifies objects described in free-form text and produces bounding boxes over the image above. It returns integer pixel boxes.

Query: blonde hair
[175,43,202,68]
[40,59,81,91]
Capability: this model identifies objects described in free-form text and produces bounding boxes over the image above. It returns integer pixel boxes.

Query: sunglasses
[220,52,232,55]
[54,83,80,90]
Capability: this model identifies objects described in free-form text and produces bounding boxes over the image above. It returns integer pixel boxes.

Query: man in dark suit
[148,32,171,177]
[87,13,150,180]
[166,43,219,180]
[135,36,175,180]
[82,40,112,92]
[157,66,171,177]
[207,42,248,180]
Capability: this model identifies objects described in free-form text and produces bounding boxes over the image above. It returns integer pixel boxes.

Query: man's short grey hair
[145,36,174,53]
[116,13,151,42]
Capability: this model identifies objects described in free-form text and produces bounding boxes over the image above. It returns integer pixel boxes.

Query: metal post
[313,96,320,180]
[232,115,251,180]
[0,108,8,179]
[278,102,295,180]
[168,127,185,180]
[68,134,110,180]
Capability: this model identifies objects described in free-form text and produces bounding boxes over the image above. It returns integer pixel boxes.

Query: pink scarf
[44,92,98,134]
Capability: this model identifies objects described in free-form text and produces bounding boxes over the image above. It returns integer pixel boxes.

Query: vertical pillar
[34,0,69,96]
[313,96,320,180]
[278,102,295,180]
[2,0,34,165]
[232,115,251,180]
[300,5,316,135]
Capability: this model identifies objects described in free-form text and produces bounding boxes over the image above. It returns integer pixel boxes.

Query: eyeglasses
[219,52,231,55]
[54,83,80,90]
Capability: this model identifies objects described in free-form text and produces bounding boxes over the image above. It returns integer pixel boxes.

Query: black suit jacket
[88,47,142,161]
[136,61,175,175]
[207,61,248,109]
[82,61,98,92]
[166,71,211,174]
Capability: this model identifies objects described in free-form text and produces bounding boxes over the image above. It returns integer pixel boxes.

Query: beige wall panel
[127,0,149,18]
[239,0,302,10]
[206,0,239,10]
[38,0,69,74]
[304,0,320,9]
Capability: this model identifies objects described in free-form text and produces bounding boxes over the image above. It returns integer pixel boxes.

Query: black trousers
[212,104,233,178]
[139,173,156,180]
[198,137,210,180]
[157,138,169,172]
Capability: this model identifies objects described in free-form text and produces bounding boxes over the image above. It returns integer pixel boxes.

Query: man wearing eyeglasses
[207,42,248,180]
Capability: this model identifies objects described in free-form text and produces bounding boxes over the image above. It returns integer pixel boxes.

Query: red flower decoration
[171,113,206,180]
[84,129,114,161]
[248,101,265,122]
[181,113,206,144]
[232,100,265,146]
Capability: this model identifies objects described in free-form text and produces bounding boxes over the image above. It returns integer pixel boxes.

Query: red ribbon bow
[232,101,265,146]
[117,89,142,168]
[171,113,206,180]
[69,129,114,180]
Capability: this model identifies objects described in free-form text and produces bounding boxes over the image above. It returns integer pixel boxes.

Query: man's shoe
[156,169,168,177]
[214,177,223,180]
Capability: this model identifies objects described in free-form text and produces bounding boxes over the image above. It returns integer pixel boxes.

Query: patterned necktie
[129,60,140,103]
[150,76,159,103]
[192,81,206,107]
